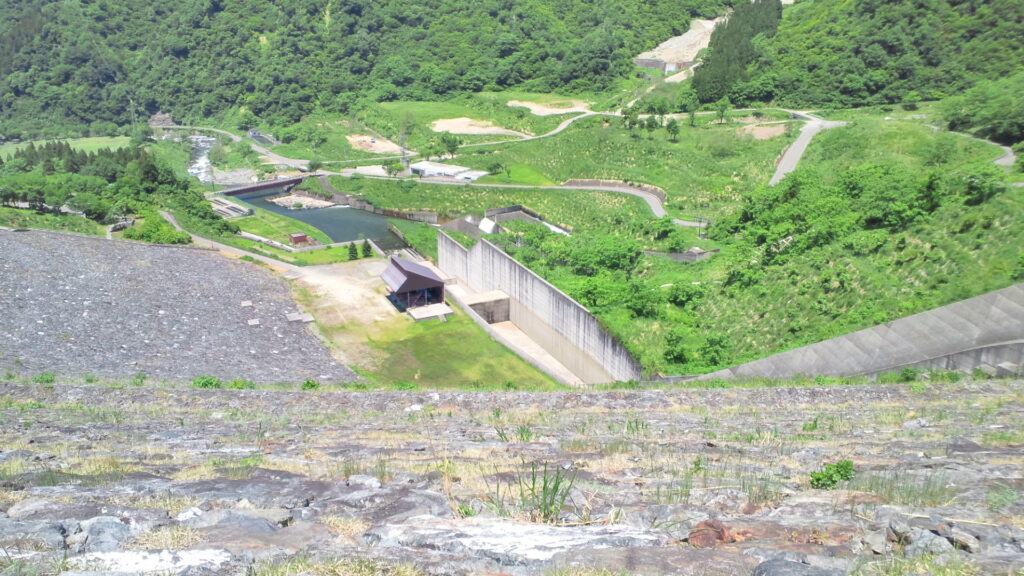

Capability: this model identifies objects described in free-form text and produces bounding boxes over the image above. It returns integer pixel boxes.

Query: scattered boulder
[752,558,845,576]
[67,516,132,553]
[687,519,736,548]
[0,517,67,550]
[904,527,954,557]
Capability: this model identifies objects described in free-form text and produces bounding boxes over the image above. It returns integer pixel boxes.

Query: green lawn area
[229,200,332,244]
[0,136,131,158]
[801,116,1006,175]
[361,312,563,391]
[0,207,104,236]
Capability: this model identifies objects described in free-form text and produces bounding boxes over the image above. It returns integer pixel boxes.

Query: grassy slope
[0,207,104,236]
[332,177,652,234]
[692,117,1021,369]
[265,113,381,164]
[451,114,796,221]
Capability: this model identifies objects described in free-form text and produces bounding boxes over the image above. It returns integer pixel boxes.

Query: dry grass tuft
[320,515,370,537]
[127,524,202,551]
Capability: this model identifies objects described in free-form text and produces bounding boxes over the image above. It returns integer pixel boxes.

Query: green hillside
[0,0,734,138]
[723,0,1024,108]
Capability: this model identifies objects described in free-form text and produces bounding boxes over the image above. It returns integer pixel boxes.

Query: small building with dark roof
[381,256,446,309]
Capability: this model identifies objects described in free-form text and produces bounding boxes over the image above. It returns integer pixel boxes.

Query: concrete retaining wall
[438,232,642,384]
[701,282,1024,380]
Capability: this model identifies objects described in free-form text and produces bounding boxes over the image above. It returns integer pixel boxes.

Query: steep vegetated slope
[694,118,1020,372]
[725,0,1024,109]
[0,0,734,138]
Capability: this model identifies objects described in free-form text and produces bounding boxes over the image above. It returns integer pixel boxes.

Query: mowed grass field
[0,136,131,158]
[360,313,562,390]
[228,198,333,245]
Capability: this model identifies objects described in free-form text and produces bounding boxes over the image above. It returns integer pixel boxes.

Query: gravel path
[0,229,356,384]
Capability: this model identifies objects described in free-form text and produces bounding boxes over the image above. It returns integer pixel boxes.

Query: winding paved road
[769,112,847,185]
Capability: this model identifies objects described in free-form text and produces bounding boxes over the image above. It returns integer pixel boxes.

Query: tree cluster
[692,0,782,103]
[0,139,235,238]
[734,0,1024,108]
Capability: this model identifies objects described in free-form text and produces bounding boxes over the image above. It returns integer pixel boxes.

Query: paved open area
[0,229,357,384]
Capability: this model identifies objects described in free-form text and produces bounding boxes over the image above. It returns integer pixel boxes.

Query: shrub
[301,378,320,391]
[226,379,255,390]
[32,372,56,384]
[191,376,223,389]
[810,460,855,489]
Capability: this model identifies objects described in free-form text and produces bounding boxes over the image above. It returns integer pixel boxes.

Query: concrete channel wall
[702,282,1024,380]
[438,232,643,384]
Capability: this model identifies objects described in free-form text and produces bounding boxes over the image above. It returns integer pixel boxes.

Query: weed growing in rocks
[852,553,980,575]
[985,483,1021,513]
[320,515,371,537]
[851,470,957,507]
[810,460,855,489]
[249,557,424,576]
[30,372,55,384]
[192,375,223,389]
[128,525,202,550]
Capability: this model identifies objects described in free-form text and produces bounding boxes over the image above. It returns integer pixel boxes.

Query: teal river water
[236,188,405,250]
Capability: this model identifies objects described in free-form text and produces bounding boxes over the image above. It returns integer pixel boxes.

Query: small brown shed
[381,256,445,309]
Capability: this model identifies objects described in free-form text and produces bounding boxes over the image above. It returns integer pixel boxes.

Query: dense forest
[725,0,1024,109]
[692,0,781,103]
[0,0,736,138]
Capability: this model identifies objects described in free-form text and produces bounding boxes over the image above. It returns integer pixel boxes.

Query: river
[187,135,217,184]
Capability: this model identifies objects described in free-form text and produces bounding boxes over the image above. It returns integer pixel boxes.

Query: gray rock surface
[0,380,1021,575]
[752,559,844,576]
[0,229,355,383]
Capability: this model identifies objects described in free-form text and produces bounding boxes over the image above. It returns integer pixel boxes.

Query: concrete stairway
[702,282,1024,380]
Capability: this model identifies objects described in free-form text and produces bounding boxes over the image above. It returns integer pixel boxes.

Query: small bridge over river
[221,176,308,197]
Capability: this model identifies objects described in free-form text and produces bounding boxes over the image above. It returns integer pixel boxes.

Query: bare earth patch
[507,100,591,116]
[739,124,787,140]
[430,118,528,137]
[292,259,400,369]
[346,134,405,154]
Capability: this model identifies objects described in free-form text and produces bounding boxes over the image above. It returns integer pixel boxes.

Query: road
[157,125,309,170]
[768,112,846,185]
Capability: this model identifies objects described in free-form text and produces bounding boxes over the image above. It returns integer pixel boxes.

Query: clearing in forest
[738,124,788,140]
[345,134,406,154]
[430,118,529,137]
[507,99,592,116]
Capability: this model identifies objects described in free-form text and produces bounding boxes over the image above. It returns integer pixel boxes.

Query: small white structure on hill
[409,161,487,181]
